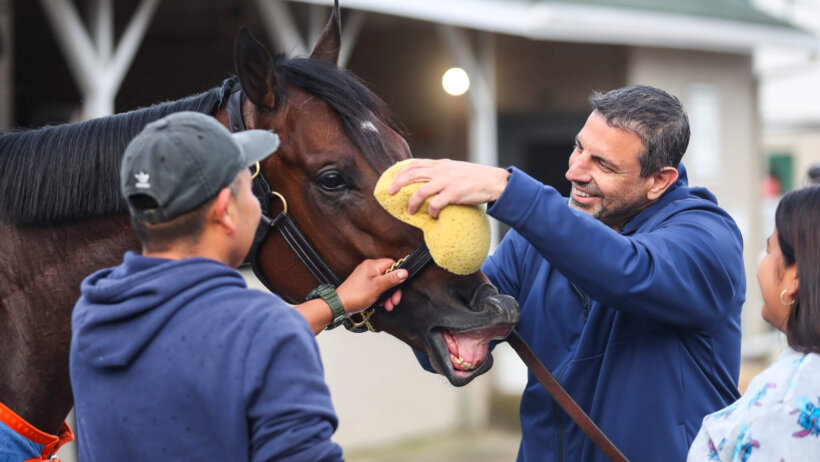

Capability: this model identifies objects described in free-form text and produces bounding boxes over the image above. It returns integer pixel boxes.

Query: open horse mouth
[441,325,513,376]
[423,285,519,386]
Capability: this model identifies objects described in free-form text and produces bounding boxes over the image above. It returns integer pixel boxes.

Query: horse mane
[274,55,405,171]
[1,54,403,226]
[0,78,238,225]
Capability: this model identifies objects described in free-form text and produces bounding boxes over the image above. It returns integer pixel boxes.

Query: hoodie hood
[73,251,246,368]
[656,163,718,204]
[620,163,719,234]
[676,163,718,204]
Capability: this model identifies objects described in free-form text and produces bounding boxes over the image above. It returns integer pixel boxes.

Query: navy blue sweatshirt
[417,166,744,461]
[486,166,745,461]
[70,252,343,461]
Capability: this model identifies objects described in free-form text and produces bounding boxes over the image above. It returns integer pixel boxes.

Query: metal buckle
[251,161,261,179]
[269,190,288,215]
[347,309,376,332]
[346,253,411,333]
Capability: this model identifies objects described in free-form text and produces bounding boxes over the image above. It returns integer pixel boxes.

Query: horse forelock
[273,55,407,172]
[0,79,239,226]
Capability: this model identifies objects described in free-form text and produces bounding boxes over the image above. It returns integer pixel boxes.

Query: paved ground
[344,358,773,462]
[346,428,520,462]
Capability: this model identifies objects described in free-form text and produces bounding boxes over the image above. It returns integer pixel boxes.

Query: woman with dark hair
[689,185,820,461]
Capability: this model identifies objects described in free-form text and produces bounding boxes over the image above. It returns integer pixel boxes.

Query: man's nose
[566,153,591,183]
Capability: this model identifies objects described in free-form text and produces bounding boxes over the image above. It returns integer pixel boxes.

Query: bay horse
[0,1,519,443]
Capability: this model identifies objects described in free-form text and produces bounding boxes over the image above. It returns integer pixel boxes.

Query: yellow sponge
[373,160,491,275]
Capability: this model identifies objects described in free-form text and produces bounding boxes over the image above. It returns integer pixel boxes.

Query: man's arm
[481,228,527,301]
[294,259,407,334]
[390,159,744,328]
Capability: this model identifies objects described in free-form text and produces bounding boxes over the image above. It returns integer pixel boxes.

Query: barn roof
[294,0,818,53]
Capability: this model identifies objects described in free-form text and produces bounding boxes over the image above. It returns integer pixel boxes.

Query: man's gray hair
[589,85,690,177]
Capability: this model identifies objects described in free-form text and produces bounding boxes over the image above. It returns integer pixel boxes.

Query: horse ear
[234,26,277,109]
[309,0,341,64]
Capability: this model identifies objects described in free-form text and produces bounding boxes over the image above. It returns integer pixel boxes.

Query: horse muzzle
[425,284,520,386]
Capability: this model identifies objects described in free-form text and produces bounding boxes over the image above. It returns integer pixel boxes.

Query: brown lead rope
[506,329,629,462]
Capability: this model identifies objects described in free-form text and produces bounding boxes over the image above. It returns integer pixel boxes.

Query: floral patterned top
[688,347,820,462]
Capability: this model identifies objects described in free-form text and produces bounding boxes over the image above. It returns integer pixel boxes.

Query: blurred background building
[756,0,820,190]
[2,0,819,460]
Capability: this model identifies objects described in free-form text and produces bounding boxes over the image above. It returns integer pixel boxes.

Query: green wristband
[306,284,346,329]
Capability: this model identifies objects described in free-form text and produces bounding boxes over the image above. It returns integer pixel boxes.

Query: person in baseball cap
[69,111,407,461]
[120,111,279,224]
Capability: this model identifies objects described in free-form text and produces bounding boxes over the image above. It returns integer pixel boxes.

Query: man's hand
[336,259,407,313]
[387,159,510,218]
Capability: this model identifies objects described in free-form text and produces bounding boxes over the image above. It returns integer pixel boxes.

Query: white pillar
[89,0,113,61]
[339,10,366,68]
[38,0,160,120]
[308,4,326,48]
[254,0,365,67]
[469,32,498,169]
[0,0,12,129]
[254,0,308,55]
[438,26,500,249]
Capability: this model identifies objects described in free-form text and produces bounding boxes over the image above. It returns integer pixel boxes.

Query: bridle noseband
[226,89,432,333]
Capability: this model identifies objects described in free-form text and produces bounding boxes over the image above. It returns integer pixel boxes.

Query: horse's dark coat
[0,3,519,437]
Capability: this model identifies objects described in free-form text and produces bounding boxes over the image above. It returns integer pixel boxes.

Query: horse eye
[317,170,347,191]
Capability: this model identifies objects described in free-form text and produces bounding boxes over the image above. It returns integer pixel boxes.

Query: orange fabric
[0,400,74,460]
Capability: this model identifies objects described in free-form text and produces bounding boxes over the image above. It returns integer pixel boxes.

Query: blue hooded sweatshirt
[419,166,744,461]
[70,252,343,462]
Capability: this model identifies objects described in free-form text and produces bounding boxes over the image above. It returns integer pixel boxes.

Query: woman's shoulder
[787,349,820,382]
[780,349,820,430]
[737,348,820,411]
[689,348,820,461]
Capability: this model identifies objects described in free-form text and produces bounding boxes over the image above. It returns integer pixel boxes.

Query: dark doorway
[523,139,572,196]
[499,113,587,197]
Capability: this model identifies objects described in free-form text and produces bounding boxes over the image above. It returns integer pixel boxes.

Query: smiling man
[392,85,745,461]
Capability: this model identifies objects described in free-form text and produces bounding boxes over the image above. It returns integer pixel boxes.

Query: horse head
[229,3,519,386]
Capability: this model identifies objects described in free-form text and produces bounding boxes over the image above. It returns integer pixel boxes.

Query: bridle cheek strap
[250,187,432,333]
[227,90,246,132]
[267,212,342,287]
[227,88,432,332]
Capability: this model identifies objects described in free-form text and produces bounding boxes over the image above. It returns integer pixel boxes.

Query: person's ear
[783,265,799,302]
[646,166,679,201]
[211,188,236,235]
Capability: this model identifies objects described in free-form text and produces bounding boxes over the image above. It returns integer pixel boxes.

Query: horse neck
[0,88,230,435]
[0,215,138,435]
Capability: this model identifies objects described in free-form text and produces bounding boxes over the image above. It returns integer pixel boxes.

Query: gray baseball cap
[121,111,280,223]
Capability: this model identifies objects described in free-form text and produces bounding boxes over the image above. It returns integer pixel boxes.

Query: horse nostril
[469,285,521,322]
[447,285,474,310]
[468,283,495,308]
[485,293,521,324]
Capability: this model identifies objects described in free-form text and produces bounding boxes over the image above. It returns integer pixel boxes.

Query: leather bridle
[226,89,433,333]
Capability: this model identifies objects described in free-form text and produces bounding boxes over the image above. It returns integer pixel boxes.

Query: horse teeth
[451,354,481,370]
